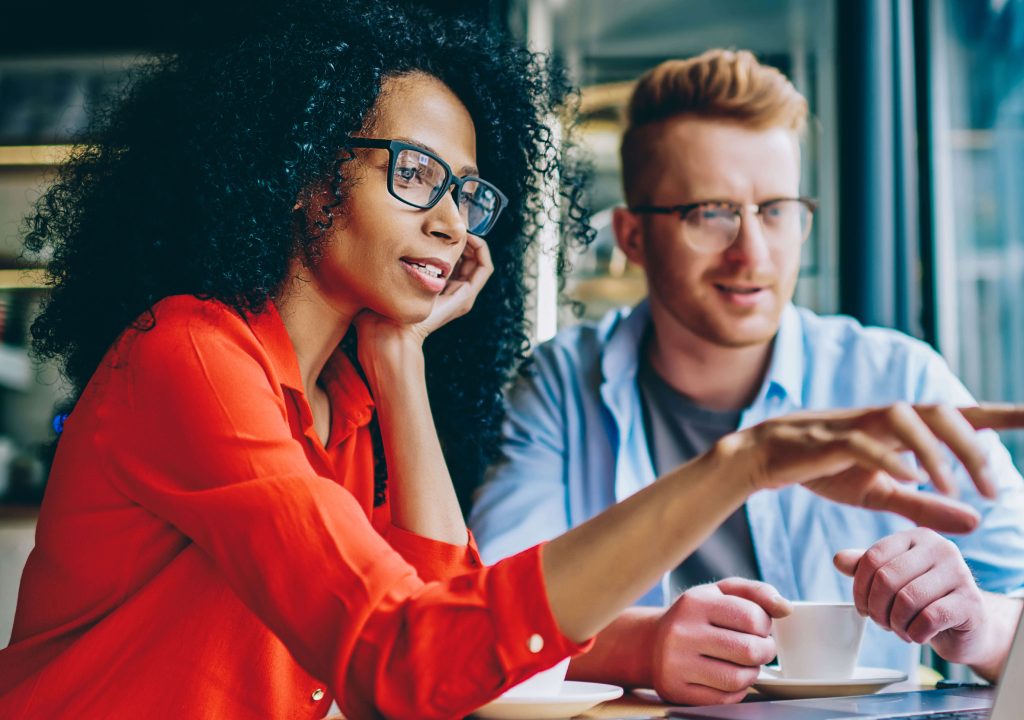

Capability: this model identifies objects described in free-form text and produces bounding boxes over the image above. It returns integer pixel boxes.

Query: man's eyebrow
[395,136,479,176]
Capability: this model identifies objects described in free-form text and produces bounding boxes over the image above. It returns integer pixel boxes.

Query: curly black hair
[24,0,593,512]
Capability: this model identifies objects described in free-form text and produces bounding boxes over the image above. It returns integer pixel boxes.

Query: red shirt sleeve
[102,302,590,718]
[384,524,485,582]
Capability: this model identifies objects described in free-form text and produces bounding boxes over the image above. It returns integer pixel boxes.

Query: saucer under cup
[472,681,623,719]
[500,657,570,698]
[754,665,907,700]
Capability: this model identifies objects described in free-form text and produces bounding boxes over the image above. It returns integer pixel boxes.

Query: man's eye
[700,208,730,220]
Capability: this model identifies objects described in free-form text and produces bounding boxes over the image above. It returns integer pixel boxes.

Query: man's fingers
[905,591,967,645]
[693,625,777,667]
[849,533,915,614]
[688,655,763,694]
[715,578,792,619]
[703,590,780,638]
[865,547,937,631]
[833,548,865,577]
[889,568,963,639]
[658,683,748,707]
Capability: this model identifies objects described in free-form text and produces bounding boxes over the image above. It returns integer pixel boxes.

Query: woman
[0,1,1019,718]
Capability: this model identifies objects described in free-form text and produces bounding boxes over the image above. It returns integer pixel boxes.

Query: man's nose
[723,209,771,265]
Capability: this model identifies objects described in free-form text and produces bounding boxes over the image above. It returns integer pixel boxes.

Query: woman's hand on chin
[413,233,494,339]
[354,234,493,378]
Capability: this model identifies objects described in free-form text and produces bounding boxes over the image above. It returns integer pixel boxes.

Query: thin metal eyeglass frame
[344,137,509,236]
[630,196,820,243]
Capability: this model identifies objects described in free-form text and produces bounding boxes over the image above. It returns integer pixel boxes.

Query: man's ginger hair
[621,49,808,205]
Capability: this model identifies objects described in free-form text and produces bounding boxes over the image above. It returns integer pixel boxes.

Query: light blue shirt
[469,301,1024,675]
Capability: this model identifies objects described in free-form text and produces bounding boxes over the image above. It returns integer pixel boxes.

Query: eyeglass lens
[392,149,442,201]
[684,200,811,250]
[393,148,499,234]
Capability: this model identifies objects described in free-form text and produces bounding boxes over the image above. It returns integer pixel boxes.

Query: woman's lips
[401,257,449,294]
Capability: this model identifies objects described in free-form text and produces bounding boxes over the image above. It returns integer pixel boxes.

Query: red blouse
[0,296,589,719]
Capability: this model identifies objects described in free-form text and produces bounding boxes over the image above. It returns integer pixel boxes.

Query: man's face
[619,117,804,349]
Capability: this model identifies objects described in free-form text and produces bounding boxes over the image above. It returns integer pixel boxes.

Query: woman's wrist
[358,335,425,390]
[703,430,762,500]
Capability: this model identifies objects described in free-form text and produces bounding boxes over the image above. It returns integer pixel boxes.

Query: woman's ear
[293,185,313,212]
[612,206,647,269]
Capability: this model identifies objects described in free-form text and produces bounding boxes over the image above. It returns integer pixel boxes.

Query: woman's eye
[395,166,421,183]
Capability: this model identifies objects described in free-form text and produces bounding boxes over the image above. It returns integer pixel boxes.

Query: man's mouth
[714,283,767,294]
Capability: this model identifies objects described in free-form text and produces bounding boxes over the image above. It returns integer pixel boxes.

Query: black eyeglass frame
[344,137,509,237]
[630,197,819,226]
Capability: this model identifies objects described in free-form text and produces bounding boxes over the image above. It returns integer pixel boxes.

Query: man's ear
[612,205,646,268]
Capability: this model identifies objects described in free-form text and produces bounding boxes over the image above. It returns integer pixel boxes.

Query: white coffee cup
[771,601,866,680]
[501,657,570,698]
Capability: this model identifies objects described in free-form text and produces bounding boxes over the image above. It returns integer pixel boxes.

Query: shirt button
[527,633,544,653]
[311,688,325,702]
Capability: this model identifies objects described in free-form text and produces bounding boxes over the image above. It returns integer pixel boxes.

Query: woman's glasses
[345,138,508,237]
[630,197,818,254]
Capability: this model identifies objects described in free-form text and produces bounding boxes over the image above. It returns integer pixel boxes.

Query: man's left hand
[834,528,994,666]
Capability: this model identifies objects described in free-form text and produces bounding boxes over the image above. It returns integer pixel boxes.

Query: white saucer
[753,665,908,700]
[471,681,624,719]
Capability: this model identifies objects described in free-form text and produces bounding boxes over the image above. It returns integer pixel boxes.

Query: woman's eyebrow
[395,135,479,176]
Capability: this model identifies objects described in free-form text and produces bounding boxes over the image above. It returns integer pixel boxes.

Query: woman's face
[298,72,479,326]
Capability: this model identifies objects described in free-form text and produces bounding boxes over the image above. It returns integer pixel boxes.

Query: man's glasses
[345,138,508,237]
[630,197,818,254]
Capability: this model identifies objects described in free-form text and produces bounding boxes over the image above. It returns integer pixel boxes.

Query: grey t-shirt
[637,353,761,600]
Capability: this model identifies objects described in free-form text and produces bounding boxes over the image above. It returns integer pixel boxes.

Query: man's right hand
[651,578,790,705]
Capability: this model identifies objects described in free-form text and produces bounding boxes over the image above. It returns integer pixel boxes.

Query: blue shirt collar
[599,299,649,389]
[599,299,806,411]
[761,303,805,410]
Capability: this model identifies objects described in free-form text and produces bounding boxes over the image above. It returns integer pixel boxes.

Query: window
[927,0,1024,461]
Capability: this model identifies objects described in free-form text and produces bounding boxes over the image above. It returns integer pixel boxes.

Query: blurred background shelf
[0,146,73,167]
[0,344,31,391]
[0,269,47,291]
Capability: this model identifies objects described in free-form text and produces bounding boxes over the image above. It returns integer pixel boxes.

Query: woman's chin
[386,299,435,326]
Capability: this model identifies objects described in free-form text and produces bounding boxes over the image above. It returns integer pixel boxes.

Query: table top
[322,681,930,719]
[579,681,928,718]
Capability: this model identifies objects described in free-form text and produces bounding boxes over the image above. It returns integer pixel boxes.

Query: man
[469,49,1024,705]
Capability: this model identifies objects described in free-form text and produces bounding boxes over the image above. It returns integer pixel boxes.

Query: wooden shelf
[0,269,48,291]
[580,81,634,115]
[0,145,73,167]
[568,273,647,305]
